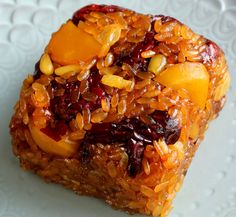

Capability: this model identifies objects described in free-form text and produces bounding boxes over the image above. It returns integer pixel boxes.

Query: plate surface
[0,0,236,217]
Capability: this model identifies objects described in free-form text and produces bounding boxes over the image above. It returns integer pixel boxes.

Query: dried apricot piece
[156,62,209,108]
[47,21,102,65]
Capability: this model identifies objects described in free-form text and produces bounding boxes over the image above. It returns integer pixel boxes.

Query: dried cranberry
[41,121,68,142]
[50,81,81,121]
[91,87,105,98]
[127,139,144,177]
[72,4,125,24]
[150,110,181,144]
[80,110,181,177]
[88,71,105,97]
[56,121,68,136]
[49,69,106,123]
[115,31,157,72]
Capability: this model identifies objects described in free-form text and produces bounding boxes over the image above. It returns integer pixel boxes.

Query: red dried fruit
[48,69,106,123]
[115,31,157,72]
[127,139,144,177]
[41,121,68,142]
[81,110,180,177]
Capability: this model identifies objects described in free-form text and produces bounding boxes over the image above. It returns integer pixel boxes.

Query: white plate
[0,0,236,217]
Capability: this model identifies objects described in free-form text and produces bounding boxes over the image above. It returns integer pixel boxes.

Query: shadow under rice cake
[10,4,230,217]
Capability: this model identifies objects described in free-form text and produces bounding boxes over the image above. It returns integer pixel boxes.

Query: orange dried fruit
[156,62,209,108]
[47,21,102,65]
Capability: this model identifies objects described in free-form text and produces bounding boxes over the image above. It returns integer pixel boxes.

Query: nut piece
[148,54,167,75]
[39,53,54,75]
